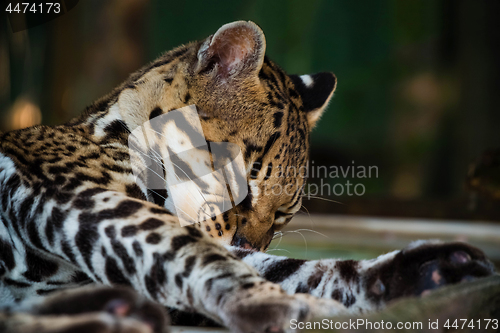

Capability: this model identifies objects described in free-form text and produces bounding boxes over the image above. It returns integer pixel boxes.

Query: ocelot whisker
[265,248,292,255]
[300,194,345,205]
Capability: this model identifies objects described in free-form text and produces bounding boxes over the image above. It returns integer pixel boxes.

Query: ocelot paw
[32,286,169,333]
[367,241,496,302]
[220,281,345,333]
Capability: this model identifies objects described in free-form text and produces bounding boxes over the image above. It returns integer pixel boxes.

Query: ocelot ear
[196,21,266,79]
[290,73,337,128]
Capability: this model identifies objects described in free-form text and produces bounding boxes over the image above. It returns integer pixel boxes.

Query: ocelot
[0,21,494,333]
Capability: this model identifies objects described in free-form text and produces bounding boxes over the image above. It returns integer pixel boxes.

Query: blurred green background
[1,0,499,220]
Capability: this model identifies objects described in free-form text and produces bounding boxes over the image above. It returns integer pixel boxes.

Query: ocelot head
[118,21,336,251]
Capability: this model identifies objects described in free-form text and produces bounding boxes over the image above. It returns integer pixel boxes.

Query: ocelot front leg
[1,285,168,333]
[230,240,496,314]
[2,183,345,332]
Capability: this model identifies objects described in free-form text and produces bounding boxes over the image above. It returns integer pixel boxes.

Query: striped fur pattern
[0,21,495,333]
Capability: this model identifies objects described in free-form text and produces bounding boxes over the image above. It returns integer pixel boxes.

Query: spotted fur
[0,21,495,333]
[230,240,495,314]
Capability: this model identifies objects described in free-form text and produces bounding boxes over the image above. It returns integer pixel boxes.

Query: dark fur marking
[238,189,252,212]
[264,162,273,180]
[0,239,15,271]
[96,200,143,221]
[45,219,55,246]
[241,282,254,289]
[23,249,58,282]
[150,252,167,285]
[125,184,147,200]
[186,225,202,238]
[202,254,227,266]
[44,278,69,285]
[145,275,159,300]
[36,288,59,296]
[77,200,143,269]
[105,257,132,287]
[150,207,170,215]
[171,235,197,252]
[295,283,309,293]
[331,289,343,302]
[175,274,183,288]
[140,218,164,231]
[73,171,111,187]
[103,120,130,141]
[250,159,262,179]
[53,175,66,186]
[111,240,136,275]
[345,293,356,307]
[244,143,263,160]
[146,233,162,244]
[48,166,70,174]
[307,265,324,290]
[290,73,336,111]
[262,132,281,156]
[28,221,46,251]
[263,258,306,283]
[132,241,143,257]
[149,188,168,207]
[149,107,163,120]
[4,278,31,287]
[47,207,68,230]
[71,271,92,284]
[122,225,138,237]
[336,260,359,283]
[273,111,284,128]
[73,188,107,210]
[18,195,34,227]
[183,256,196,278]
[104,225,116,238]
[62,240,78,265]
[61,178,83,192]
[75,213,99,273]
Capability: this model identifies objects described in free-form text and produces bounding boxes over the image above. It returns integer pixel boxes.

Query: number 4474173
[5,3,61,14]
[444,319,498,330]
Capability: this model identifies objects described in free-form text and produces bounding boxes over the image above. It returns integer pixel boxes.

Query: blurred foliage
[1,0,499,219]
